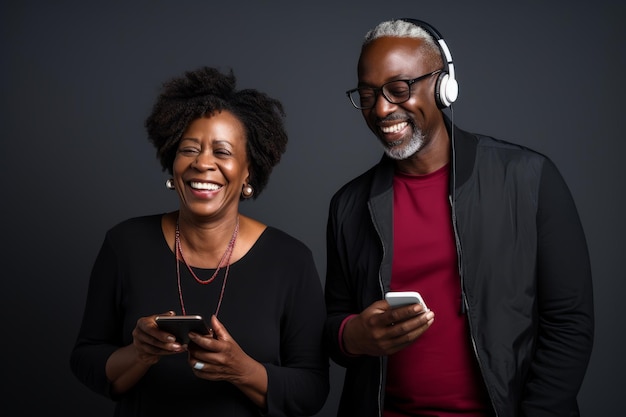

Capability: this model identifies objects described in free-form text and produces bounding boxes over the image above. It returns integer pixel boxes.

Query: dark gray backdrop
[1,1,623,415]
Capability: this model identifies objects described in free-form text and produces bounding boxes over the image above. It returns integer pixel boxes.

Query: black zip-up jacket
[324,119,594,417]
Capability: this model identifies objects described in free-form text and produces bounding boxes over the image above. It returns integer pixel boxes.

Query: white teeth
[381,122,408,133]
[190,181,221,191]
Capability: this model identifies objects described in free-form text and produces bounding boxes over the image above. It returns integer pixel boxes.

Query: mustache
[378,113,411,124]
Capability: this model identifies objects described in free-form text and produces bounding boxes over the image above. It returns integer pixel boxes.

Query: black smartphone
[155,315,210,344]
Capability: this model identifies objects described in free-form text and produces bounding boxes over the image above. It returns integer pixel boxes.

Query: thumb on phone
[209,315,230,341]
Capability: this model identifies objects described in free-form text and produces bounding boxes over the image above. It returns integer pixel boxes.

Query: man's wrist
[339,314,360,356]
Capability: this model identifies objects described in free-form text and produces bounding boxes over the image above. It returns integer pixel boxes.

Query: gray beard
[382,128,425,160]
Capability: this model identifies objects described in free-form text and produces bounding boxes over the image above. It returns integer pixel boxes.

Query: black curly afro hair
[145,67,288,199]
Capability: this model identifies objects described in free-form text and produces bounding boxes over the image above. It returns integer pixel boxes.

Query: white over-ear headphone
[401,18,459,109]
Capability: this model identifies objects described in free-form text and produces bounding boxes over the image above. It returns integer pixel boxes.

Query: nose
[191,150,215,171]
[371,90,397,117]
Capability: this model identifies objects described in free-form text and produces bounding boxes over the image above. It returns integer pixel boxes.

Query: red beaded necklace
[175,216,239,316]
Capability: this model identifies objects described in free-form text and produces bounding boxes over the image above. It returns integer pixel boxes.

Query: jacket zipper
[449,194,466,314]
[449,194,499,417]
[369,200,385,417]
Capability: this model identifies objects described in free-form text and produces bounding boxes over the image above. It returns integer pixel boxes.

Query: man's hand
[343,300,434,356]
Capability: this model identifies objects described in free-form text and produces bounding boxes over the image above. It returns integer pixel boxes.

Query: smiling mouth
[380,121,408,134]
[189,181,222,191]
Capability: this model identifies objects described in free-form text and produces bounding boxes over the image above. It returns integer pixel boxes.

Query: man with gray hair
[324,18,593,417]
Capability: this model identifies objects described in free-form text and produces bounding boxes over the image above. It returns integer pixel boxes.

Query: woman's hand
[131,311,186,365]
[105,311,186,395]
[188,315,268,408]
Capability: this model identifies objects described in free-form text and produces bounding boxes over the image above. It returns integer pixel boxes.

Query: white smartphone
[385,291,428,310]
[155,315,210,344]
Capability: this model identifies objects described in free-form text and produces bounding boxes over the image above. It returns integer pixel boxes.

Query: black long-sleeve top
[71,214,329,417]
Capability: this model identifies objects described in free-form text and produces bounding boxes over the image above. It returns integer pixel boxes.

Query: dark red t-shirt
[384,165,492,417]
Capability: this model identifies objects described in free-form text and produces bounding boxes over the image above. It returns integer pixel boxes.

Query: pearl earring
[165,178,175,190]
[242,184,254,198]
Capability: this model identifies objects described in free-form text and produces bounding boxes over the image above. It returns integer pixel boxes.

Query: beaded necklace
[175,216,239,316]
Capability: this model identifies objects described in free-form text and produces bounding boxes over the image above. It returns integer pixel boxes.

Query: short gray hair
[363,19,441,63]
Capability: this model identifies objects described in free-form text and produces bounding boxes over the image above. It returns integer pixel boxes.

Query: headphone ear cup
[435,72,459,108]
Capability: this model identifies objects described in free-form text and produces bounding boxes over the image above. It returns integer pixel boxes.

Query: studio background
[1,1,623,415]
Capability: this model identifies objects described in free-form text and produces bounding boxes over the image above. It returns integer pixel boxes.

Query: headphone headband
[400,18,459,108]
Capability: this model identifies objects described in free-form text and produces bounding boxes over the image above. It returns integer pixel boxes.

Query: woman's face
[172,110,249,221]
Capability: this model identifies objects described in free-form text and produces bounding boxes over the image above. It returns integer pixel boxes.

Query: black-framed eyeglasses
[346,69,442,109]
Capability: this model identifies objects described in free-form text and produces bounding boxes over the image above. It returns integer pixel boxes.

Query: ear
[244,165,251,184]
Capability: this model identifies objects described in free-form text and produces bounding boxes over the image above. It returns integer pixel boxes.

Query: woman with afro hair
[71,67,329,417]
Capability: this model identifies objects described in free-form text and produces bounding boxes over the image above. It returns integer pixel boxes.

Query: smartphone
[155,315,210,344]
[385,291,428,310]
